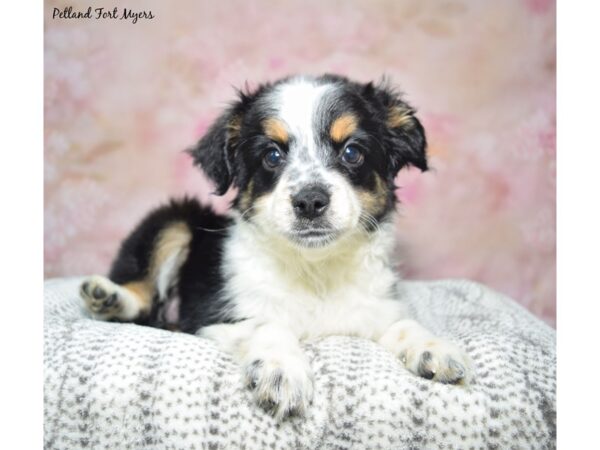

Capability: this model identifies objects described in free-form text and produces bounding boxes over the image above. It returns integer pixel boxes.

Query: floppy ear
[365,81,428,176]
[187,107,242,195]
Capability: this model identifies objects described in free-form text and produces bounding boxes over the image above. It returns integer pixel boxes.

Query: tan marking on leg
[263,118,289,144]
[387,106,415,129]
[116,221,192,317]
[122,280,154,314]
[330,114,358,142]
[150,221,192,278]
[358,174,388,217]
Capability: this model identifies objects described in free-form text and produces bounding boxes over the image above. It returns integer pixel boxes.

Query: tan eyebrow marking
[262,118,289,144]
[387,106,415,129]
[330,114,358,142]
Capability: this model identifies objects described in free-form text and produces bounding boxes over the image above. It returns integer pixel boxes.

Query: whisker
[195,226,231,234]
[235,136,254,150]
[239,205,257,220]
[359,211,381,234]
[194,204,258,234]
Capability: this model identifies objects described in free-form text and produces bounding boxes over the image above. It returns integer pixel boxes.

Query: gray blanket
[44,277,556,449]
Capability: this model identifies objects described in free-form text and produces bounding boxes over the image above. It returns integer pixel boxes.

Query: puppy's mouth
[287,228,339,248]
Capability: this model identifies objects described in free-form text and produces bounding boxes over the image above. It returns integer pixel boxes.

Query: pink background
[44,0,556,325]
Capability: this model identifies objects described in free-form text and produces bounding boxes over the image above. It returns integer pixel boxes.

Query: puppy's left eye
[263,148,284,169]
[341,145,363,166]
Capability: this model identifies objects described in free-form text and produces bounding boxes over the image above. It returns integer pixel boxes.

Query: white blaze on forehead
[273,78,332,150]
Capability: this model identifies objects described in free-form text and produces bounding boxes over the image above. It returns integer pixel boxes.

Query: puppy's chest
[222,236,404,339]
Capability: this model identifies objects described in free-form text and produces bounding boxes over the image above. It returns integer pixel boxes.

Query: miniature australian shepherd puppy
[80,74,472,420]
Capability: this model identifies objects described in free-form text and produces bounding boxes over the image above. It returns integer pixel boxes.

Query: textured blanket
[44,277,556,450]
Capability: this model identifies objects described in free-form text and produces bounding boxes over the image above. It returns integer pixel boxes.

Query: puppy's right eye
[341,145,364,166]
[263,148,284,169]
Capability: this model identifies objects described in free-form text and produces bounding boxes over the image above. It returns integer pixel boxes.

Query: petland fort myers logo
[52,5,155,24]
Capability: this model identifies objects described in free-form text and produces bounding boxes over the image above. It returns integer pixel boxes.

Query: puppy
[80,74,472,420]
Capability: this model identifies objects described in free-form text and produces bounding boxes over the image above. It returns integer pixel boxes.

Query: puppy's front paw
[401,338,472,385]
[379,320,472,385]
[80,275,124,319]
[244,355,314,420]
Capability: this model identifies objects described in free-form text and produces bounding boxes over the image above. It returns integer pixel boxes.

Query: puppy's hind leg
[80,276,153,321]
[80,211,192,324]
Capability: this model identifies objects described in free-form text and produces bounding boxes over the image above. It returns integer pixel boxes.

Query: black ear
[365,81,428,176]
[187,107,242,195]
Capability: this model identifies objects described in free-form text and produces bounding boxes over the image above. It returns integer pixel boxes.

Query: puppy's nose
[292,186,330,220]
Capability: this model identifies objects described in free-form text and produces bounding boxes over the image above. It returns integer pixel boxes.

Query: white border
[1,0,596,446]
[0,1,43,448]
[557,0,600,447]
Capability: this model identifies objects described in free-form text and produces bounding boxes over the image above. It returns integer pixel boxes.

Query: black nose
[292,186,331,220]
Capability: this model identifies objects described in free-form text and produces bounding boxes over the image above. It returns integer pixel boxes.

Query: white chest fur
[221,220,406,341]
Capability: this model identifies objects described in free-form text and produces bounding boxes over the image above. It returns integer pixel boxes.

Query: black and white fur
[80,75,472,420]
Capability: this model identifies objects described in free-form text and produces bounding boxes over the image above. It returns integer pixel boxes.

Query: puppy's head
[189,75,427,248]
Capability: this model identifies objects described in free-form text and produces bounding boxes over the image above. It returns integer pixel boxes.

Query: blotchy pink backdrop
[44,0,556,325]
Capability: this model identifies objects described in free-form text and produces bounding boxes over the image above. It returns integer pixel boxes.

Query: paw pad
[80,277,123,317]
[244,357,314,421]
[402,340,472,385]
[417,351,436,380]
